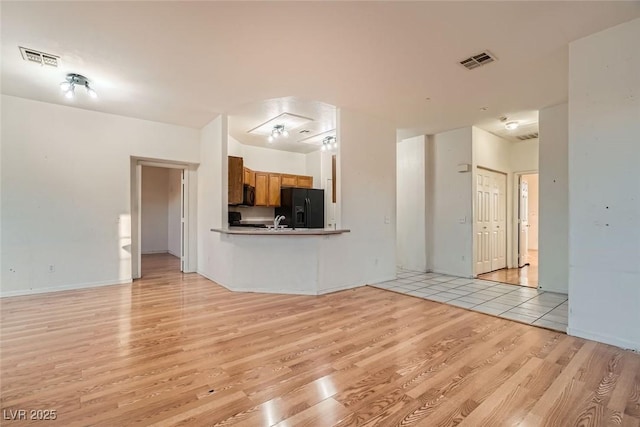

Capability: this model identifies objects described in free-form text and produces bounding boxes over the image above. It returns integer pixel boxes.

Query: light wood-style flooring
[478,250,539,288]
[1,253,638,426]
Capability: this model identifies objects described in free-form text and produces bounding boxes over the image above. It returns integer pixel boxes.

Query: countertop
[211,227,350,236]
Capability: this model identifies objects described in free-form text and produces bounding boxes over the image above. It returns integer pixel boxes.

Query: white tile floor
[372,269,568,332]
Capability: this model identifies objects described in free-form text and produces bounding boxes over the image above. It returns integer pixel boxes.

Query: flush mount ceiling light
[499,116,519,131]
[248,113,314,142]
[321,136,337,151]
[267,125,289,143]
[59,73,97,100]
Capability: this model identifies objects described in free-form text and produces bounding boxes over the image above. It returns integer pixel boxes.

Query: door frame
[131,158,197,279]
[512,170,538,271]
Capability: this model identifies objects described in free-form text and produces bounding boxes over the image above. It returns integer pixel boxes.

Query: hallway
[478,250,538,288]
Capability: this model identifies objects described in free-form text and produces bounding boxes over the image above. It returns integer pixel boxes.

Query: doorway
[517,173,539,281]
[131,160,195,280]
[140,166,183,275]
[478,172,539,287]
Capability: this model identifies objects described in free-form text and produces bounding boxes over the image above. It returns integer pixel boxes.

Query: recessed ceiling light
[505,121,519,130]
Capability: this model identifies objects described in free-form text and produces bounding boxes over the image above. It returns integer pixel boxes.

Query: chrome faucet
[274,215,286,229]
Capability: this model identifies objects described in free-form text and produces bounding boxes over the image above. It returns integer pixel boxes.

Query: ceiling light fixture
[59,73,97,100]
[505,121,519,130]
[321,136,337,151]
[267,124,289,143]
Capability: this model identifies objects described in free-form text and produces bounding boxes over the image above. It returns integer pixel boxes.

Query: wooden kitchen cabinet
[280,174,297,188]
[280,174,313,189]
[243,167,255,187]
[255,172,268,206]
[268,174,281,207]
[296,175,313,189]
[228,156,244,205]
[255,173,281,207]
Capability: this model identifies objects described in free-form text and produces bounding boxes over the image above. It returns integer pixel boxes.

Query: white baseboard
[567,327,640,352]
[141,250,169,255]
[168,250,180,258]
[0,278,133,298]
[197,270,372,296]
[318,281,364,295]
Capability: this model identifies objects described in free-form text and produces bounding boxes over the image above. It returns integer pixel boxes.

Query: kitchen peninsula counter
[206,226,360,296]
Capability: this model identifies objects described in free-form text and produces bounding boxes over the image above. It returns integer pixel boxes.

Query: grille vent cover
[459,51,496,70]
[19,47,60,67]
[517,132,539,141]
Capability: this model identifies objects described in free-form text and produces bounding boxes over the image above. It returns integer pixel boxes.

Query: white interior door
[475,172,492,274]
[476,169,507,275]
[491,172,507,271]
[519,177,530,267]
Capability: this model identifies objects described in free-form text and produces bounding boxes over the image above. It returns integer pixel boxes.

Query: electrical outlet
[384,216,390,224]
[48,265,55,273]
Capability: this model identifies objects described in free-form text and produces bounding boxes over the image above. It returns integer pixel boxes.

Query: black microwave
[242,184,255,206]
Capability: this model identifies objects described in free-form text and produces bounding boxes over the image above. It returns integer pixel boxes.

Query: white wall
[227,136,307,175]
[473,127,512,169]
[538,103,569,293]
[305,150,322,190]
[1,95,200,296]
[429,128,474,277]
[522,173,539,250]
[396,135,426,272]
[510,139,539,172]
[197,115,231,285]
[567,18,640,351]
[319,108,397,290]
[167,168,182,257]
[141,166,169,253]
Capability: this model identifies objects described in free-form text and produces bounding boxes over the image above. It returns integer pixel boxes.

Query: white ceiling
[2,2,639,145]
[228,97,336,153]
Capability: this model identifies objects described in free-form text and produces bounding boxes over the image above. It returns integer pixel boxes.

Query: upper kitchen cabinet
[281,174,313,189]
[255,172,268,206]
[268,174,281,207]
[281,174,297,188]
[254,172,281,207]
[228,156,243,205]
[243,167,256,187]
[296,175,313,189]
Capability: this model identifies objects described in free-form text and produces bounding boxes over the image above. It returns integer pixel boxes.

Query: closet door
[475,168,507,274]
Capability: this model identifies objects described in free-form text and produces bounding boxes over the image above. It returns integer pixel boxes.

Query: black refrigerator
[276,188,325,229]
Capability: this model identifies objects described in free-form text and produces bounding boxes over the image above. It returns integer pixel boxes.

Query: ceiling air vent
[459,51,496,70]
[19,46,60,67]
[517,132,539,141]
